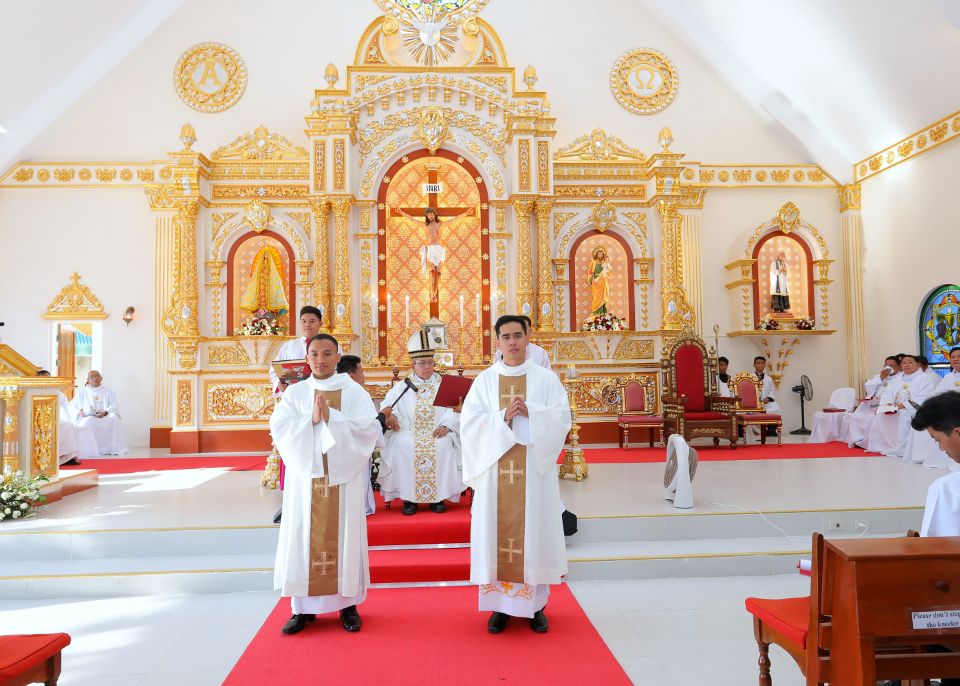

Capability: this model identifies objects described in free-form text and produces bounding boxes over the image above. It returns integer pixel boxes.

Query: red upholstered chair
[660,328,737,449]
[730,372,782,446]
[617,374,663,448]
[0,633,71,686]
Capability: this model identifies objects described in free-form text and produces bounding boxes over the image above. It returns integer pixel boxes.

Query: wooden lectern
[822,536,960,685]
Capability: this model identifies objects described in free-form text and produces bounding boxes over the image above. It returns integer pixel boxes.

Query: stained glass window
[920,284,960,377]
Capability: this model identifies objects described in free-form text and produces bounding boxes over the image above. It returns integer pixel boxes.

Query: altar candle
[405,295,410,328]
[475,293,481,324]
[387,293,392,323]
[459,294,465,326]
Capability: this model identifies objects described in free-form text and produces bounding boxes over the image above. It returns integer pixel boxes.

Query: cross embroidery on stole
[497,374,527,584]
[307,389,342,597]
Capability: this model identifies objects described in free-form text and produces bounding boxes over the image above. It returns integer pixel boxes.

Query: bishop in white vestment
[271,334,380,634]
[866,355,936,456]
[379,334,464,514]
[462,316,571,634]
[71,371,128,455]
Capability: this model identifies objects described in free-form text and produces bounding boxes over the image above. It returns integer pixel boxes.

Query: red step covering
[370,547,470,584]
[744,596,809,648]
[367,492,470,546]
[0,633,71,681]
[563,441,882,464]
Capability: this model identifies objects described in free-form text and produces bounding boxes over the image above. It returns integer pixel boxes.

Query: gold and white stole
[497,374,527,584]
[307,389,342,597]
[412,377,440,503]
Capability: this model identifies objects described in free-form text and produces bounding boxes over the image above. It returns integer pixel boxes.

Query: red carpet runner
[223,584,632,686]
[83,441,877,474]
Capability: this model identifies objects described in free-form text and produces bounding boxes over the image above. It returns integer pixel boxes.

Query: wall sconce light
[122,306,135,326]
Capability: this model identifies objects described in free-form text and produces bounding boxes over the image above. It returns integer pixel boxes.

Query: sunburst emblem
[374,0,490,66]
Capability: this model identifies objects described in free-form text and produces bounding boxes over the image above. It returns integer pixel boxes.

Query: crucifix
[311,550,337,576]
[499,459,524,485]
[390,162,477,319]
[499,538,523,563]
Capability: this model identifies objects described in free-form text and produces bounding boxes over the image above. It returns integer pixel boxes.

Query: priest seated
[378,332,465,515]
[37,370,98,465]
[865,354,935,456]
[845,355,901,448]
[71,370,128,455]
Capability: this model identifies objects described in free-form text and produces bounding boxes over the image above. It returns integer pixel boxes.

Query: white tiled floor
[1,577,809,686]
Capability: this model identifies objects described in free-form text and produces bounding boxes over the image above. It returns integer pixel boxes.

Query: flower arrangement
[234,309,286,336]
[757,315,779,331]
[795,316,815,330]
[581,313,627,332]
[0,469,48,522]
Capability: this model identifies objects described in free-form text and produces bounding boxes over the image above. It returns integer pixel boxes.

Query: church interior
[3,0,960,683]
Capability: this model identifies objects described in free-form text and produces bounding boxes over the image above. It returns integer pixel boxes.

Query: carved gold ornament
[412,106,451,154]
[776,201,800,233]
[610,48,678,116]
[174,42,247,113]
[591,199,617,233]
[375,0,490,66]
[245,199,271,233]
[43,273,108,320]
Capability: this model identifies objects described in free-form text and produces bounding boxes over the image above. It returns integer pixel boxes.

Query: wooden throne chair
[660,327,738,449]
[729,372,782,446]
[616,374,664,448]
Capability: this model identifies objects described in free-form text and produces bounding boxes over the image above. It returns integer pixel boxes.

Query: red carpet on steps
[370,547,470,583]
[368,492,470,546]
[223,584,631,686]
[565,440,882,464]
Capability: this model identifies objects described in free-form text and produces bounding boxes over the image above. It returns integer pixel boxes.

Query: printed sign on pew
[912,609,960,630]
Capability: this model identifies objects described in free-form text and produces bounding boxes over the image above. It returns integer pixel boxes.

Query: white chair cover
[827,387,856,411]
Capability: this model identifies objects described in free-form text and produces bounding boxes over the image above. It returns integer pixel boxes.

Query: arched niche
[751,231,814,325]
[568,229,636,330]
[919,284,960,374]
[226,230,296,335]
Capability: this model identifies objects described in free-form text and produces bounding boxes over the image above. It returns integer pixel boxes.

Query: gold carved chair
[616,374,664,448]
[660,328,738,449]
[729,372,782,446]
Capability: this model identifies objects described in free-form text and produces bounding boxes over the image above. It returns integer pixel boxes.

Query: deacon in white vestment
[271,334,380,635]
[845,357,902,448]
[913,391,960,536]
[379,334,464,514]
[462,315,571,634]
[866,355,936,456]
[71,371,128,455]
[904,348,960,470]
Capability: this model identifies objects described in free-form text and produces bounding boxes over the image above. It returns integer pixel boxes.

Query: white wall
[861,141,960,368]
[0,189,156,448]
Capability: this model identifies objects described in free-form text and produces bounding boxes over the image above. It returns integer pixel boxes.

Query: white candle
[459,294,465,326]
[387,293,392,323]
[475,293,481,324]
[405,295,410,328]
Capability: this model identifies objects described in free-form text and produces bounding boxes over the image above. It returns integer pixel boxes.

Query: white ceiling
[1,0,958,182]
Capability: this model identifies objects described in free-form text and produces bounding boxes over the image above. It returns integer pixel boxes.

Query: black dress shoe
[487,611,509,634]
[340,605,362,632]
[429,501,447,513]
[281,613,315,635]
[273,508,282,524]
[530,609,548,633]
[402,501,417,515]
[62,457,81,466]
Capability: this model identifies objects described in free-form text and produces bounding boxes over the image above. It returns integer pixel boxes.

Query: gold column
[31,396,58,478]
[154,214,176,426]
[681,212,703,333]
[657,199,695,330]
[309,197,332,327]
[159,199,201,368]
[534,198,555,331]
[839,184,867,392]
[512,196,535,318]
[1,389,24,473]
[331,196,353,336]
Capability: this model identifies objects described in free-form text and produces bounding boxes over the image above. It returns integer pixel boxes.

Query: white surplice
[903,372,960,470]
[461,360,571,618]
[921,470,960,536]
[71,384,128,455]
[493,342,552,370]
[378,373,464,504]
[846,372,899,448]
[717,376,732,398]
[270,373,380,614]
[866,370,936,456]
[755,373,780,414]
